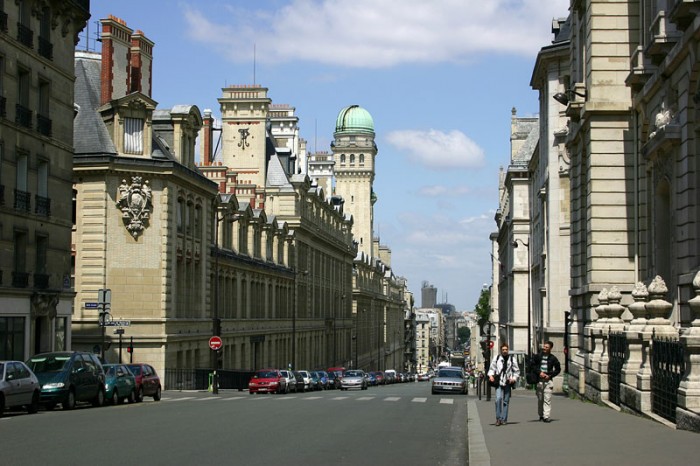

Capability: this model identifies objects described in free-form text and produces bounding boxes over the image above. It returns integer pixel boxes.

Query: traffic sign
[209,336,223,351]
[101,320,131,327]
[85,302,99,309]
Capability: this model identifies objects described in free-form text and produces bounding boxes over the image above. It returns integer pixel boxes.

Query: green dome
[335,105,374,134]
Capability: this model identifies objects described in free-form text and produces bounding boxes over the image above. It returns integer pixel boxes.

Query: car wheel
[127,389,135,404]
[134,386,143,403]
[0,394,5,418]
[63,389,76,410]
[153,386,161,401]
[28,391,40,414]
[114,389,121,405]
[93,388,105,407]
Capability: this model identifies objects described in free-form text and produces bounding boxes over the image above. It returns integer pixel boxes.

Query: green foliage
[457,326,471,342]
[474,287,491,326]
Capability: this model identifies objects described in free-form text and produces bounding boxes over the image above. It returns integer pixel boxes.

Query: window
[359,154,365,165]
[16,0,33,48]
[0,317,26,360]
[35,234,48,289]
[350,154,355,164]
[0,1,8,33]
[124,117,144,154]
[0,55,5,117]
[340,154,346,164]
[13,230,28,287]
[177,198,185,233]
[37,79,51,136]
[14,151,30,212]
[36,159,49,216]
[38,7,53,60]
[16,67,31,128]
[194,206,201,238]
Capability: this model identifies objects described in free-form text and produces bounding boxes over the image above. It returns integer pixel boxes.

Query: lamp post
[513,238,532,359]
[211,195,239,395]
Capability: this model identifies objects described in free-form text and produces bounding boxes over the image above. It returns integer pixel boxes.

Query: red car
[248,369,287,394]
[126,364,161,402]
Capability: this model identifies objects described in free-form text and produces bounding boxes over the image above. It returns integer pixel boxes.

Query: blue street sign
[85,302,99,309]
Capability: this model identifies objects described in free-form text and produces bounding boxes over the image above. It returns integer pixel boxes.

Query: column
[620,282,648,410]
[677,270,700,431]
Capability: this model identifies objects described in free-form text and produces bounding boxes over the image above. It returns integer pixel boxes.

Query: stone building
[0,0,89,360]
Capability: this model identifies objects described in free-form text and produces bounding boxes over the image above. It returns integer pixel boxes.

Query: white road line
[194,397,219,401]
[384,397,400,402]
[276,396,296,400]
[412,397,428,403]
[304,396,322,400]
[163,397,194,402]
[223,397,245,401]
[357,397,375,401]
[332,397,349,400]
[439,398,454,404]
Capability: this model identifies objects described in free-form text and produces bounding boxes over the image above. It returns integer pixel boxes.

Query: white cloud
[182,0,570,68]
[385,129,485,170]
[418,185,473,197]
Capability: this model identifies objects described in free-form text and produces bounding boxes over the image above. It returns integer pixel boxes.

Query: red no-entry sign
[209,336,223,351]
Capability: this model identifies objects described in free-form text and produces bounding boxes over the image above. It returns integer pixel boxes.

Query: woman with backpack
[487,343,520,426]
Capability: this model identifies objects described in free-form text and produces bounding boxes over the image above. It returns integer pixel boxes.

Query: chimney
[201,109,214,166]
[129,30,154,98]
[100,15,132,105]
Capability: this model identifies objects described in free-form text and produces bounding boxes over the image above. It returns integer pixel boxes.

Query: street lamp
[513,238,532,359]
[211,194,239,394]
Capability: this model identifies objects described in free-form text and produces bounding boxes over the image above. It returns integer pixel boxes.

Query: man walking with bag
[530,340,561,423]
[487,343,520,426]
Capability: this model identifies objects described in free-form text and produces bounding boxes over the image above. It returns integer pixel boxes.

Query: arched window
[350,154,355,164]
[359,154,365,164]
[340,154,346,164]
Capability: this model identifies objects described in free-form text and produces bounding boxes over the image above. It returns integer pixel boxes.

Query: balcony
[14,189,31,212]
[626,46,655,91]
[12,271,29,288]
[37,114,52,137]
[38,36,53,60]
[35,195,51,216]
[16,22,33,48]
[34,273,50,290]
[669,0,700,30]
[15,104,32,129]
[646,11,681,63]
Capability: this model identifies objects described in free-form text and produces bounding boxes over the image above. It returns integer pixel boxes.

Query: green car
[103,364,136,405]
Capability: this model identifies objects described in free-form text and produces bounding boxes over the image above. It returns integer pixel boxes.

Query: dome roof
[335,105,374,134]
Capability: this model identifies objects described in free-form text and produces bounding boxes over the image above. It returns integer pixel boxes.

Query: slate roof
[74,52,117,156]
[511,118,539,165]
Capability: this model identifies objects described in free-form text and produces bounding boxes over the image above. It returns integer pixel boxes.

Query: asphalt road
[0,381,469,466]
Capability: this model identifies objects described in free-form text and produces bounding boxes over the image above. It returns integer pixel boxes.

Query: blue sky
[79,0,569,311]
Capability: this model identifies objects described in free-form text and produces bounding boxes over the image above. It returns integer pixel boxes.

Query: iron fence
[651,333,685,423]
[608,330,626,406]
[164,368,255,391]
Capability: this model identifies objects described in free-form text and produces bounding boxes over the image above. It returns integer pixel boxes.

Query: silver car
[1,360,41,416]
[340,370,368,390]
[431,366,468,395]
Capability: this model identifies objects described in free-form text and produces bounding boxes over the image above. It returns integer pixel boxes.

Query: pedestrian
[487,343,520,426]
[530,340,561,423]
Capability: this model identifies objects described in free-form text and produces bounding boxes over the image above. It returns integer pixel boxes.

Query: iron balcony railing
[37,114,52,137]
[14,189,31,212]
[17,22,33,48]
[35,195,50,216]
[12,272,29,288]
[38,36,53,60]
[15,104,32,129]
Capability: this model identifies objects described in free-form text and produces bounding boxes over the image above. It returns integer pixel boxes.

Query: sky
[78,0,570,311]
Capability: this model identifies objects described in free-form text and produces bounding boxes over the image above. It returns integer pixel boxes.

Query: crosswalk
[162,394,459,404]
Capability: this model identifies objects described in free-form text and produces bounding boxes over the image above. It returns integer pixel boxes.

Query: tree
[457,326,471,343]
[474,287,491,327]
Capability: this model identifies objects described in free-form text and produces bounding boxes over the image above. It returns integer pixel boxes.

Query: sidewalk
[467,387,698,466]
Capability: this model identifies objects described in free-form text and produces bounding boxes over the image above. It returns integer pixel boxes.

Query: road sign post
[209,336,222,395]
[98,288,112,361]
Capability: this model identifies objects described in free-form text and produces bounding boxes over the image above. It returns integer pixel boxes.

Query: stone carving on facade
[116,176,153,238]
[30,292,59,319]
[649,101,673,139]
[238,128,250,149]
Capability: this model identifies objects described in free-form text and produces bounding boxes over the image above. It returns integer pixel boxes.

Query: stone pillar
[599,286,626,371]
[677,271,700,432]
[622,282,648,386]
[636,275,677,414]
[584,289,608,401]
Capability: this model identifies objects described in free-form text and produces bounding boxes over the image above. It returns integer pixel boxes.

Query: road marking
[163,397,194,402]
[332,397,349,400]
[384,397,400,402]
[223,397,245,401]
[195,397,219,401]
[440,398,454,404]
[304,396,322,400]
[412,397,427,403]
[357,397,374,401]
[276,396,296,400]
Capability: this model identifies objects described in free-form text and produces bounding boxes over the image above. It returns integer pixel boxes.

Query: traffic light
[488,340,494,350]
[126,345,133,353]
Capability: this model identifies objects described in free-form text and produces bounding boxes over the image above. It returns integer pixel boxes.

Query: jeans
[495,384,512,422]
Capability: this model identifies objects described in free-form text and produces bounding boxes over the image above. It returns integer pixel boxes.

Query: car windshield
[27,355,70,373]
[104,365,120,376]
[345,371,362,377]
[127,365,142,375]
[256,371,277,378]
[437,370,462,379]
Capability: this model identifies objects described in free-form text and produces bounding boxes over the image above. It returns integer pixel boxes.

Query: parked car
[340,370,368,390]
[366,372,377,386]
[103,364,136,405]
[293,371,306,393]
[1,360,40,417]
[431,366,468,395]
[316,371,330,390]
[296,370,313,392]
[417,373,430,382]
[279,370,297,393]
[372,371,385,385]
[248,369,287,394]
[327,371,339,389]
[26,351,106,410]
[126,363,162,402]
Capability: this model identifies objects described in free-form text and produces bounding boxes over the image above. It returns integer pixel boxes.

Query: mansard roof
[74,53,117,156]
